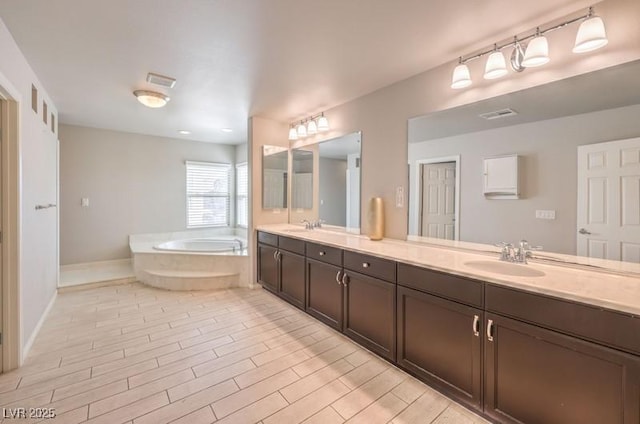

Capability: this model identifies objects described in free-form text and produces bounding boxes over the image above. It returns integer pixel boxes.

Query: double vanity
[256,224,640,424]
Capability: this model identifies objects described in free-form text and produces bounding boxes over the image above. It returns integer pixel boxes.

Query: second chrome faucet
[495,240,543,264]
[302,219,325,230]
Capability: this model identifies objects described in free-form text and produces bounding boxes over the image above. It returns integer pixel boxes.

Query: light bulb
[296,122,307,138]
[451,63,472,89]
[288,126,298,141]
[317,114,329,132]
[484,50,508,80]
[522,33,550,67]
[307,119,317,135]
[574,14,608,53]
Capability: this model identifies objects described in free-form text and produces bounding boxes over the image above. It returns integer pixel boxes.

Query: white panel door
[577,137,640,262]
[420,162,456,239]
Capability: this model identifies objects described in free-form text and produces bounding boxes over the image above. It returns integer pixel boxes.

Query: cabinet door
[397,286,482,410]
[485,313,640,424]
[343,271,396,361]
[257,244,279,293]
[306,259,343,331]
[279,250,305,310]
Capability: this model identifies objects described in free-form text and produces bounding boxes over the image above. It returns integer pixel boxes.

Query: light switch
[535,210,556,220]
[396,186,404,208]
[81,198,90,207]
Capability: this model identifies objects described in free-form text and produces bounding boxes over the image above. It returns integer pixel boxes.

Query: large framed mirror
[407,60,640,270]
[262,145,288,209]
[290,131,362,231]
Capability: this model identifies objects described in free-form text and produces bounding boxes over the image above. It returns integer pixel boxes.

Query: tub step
[141,269,239,291]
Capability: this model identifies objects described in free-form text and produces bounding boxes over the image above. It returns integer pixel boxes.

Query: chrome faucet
[495,240,542,264]
[302,220,313,230]
[301,219,325,230]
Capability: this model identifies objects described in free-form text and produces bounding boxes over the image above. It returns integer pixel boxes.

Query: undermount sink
[464,260,546,278]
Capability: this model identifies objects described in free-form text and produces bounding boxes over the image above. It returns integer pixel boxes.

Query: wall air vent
[146,72,176,88]
[479,108,518,120]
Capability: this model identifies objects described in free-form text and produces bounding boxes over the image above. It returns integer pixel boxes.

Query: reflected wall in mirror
[291,149,314,210]
[407,60,640,266]
[319,132,361,229]
[262,145,288,209]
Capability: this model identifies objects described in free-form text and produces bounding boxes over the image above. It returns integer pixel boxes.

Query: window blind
[186,161,230,228]
[236,163,248,227]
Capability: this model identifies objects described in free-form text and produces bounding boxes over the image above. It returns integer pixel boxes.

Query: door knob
[578,228,592,235]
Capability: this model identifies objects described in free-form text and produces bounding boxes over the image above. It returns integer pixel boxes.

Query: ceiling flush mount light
[522,28,550,67]
[178,130,191,135]
[573,7,608,53]
[220,128,233,133]
[451,58,472,89]
[450,6,608,89]
[133,90,170,108]
[484,45,508,80]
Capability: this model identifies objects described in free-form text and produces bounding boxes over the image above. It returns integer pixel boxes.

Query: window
[236,163,248,227]
[186,161,230,228]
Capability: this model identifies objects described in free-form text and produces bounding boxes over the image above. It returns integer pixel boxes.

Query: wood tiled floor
[0,283,489,424]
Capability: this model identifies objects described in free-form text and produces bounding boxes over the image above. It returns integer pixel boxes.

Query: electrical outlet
[81,198,90,207]
[535,209,556,220]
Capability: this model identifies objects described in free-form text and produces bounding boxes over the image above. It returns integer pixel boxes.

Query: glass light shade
[307,119,318,135]
[484,51,508,80]
[522,36,550,67]
[133,90,169,108]
[288,127,298,141]
[317,115,329,132]
[573,16,608,53]
[451,64,472,89]
[296,123,307,138]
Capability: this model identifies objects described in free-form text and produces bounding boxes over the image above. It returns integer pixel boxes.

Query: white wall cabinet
[483,155,520,199]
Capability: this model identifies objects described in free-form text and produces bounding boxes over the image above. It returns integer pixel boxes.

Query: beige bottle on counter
[367,197,385,240]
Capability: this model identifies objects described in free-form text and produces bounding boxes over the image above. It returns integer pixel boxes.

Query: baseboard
[58,276,136,293]
[21,291,57,364]
[60,258,132,272]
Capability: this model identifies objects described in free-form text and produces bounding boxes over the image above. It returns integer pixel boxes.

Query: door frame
[413,156,461,241]
[0,75,22,372]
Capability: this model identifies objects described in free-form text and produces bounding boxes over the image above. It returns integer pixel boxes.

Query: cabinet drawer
[344,251,396,282]
[397,263,483,308]
[278,235,305,255]
[306,242,342,266]
[257,231,277,247]
[486,284,640,356]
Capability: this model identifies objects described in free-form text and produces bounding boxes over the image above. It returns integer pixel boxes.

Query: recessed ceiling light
[220,128,233,133]
[178,130,191,135]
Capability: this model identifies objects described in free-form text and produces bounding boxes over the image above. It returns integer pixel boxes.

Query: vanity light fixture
[133,90,170,108]
[288,112,330,139]
[451,6,608,89]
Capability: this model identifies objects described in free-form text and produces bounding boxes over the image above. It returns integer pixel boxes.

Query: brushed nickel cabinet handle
[473,315,480,337]
[341,273,349,286]
[487,319,494,342]
[335,270,343,285]
[273,251,278,261]
[362,262,370,268]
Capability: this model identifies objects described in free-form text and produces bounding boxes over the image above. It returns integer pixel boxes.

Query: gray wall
[408,103,640,255]
[319,158,347,226]
[59,124,237,265]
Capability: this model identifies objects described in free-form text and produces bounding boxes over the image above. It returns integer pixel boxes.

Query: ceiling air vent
[146,72,176,88]
[479,108,518,120]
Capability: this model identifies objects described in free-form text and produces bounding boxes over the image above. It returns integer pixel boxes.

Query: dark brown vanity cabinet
[484,285,640,424]
[257,232,306,309]
[342,251,396,361]
[306,241,344,330]
[396,264,483,410]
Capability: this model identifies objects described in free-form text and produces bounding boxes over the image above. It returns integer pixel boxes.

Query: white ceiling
[0,0,593,144]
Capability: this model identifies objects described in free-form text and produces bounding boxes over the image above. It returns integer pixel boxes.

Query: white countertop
[257,224,640,316]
